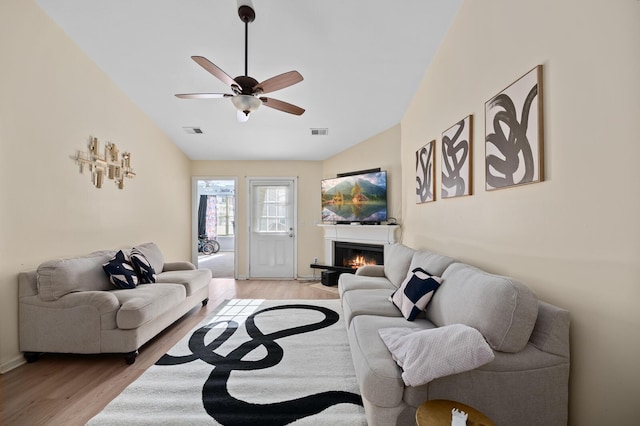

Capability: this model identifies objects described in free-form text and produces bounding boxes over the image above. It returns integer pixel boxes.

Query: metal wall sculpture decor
[416,140,435,204]
[442,115,473,198]
[485,65,544,190]
[72,136,136,189]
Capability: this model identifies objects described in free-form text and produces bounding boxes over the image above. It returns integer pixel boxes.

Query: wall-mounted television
[321,170,387,224]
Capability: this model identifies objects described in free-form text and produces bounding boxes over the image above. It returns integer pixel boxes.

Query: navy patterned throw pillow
[130,248,157,283]
[389,267,442,321]
[103,250,139,289]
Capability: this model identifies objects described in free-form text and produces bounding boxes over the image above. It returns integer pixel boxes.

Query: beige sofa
[18,243,211,364]
[339,243,570,426]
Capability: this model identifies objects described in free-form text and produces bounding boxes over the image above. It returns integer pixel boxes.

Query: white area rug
[88,299,365,425]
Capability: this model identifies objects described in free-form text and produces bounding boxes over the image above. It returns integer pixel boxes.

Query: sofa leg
[124,350,138,365]
[202,298,209,306]
[24,352,42,363]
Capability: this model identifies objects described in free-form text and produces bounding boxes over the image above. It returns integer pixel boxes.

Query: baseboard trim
[235,275,320,281]
[1,354,26,374]
[297,275,319,282]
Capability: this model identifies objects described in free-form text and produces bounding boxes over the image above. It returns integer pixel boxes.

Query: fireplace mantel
[318,224,400,265]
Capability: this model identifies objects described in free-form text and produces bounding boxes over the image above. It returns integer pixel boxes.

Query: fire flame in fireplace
[347,255,377,269]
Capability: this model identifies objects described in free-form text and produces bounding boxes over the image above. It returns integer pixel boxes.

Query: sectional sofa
[339,243,570,425]
[18,242,211,364]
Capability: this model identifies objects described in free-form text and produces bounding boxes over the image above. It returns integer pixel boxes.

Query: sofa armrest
[19,291,121,353]
[355,265,385,277]
[162,261,196,272]
[529,301,571,358]
[18,271,38,298]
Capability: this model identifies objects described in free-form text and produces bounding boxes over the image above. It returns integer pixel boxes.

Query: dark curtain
[198,195,207,237]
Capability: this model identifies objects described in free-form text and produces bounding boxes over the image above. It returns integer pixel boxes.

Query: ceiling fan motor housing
[233,75,261,95]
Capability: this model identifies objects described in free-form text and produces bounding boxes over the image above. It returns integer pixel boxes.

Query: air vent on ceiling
[310,128,329,136]
[183,127,203,134]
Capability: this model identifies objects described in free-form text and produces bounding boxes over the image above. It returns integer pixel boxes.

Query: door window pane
[255,186,288,232]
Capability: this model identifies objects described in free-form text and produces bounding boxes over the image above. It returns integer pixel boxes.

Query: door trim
[191,176,238,278]
[246,176,298,279]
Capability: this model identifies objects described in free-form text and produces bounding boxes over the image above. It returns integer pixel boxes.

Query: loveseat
[339,243,570,425]
[18,242,211,364]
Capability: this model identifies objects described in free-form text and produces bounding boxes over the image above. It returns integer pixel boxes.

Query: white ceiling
[35,0,462,161]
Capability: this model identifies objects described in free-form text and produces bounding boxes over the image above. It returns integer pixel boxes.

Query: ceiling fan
[175,4,305,122]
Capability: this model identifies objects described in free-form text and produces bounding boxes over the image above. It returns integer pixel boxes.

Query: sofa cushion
[348,315,434,407]
[155,269,212,296]
[113,283,186,329]
[338,273,395,297]
[378,324,495,386]
[354,264,385,277]
[130,248,157,283]
[102,250,139,289]
[342,289,402,326]
[383,243,416,287]
[132,242,165,274]
[409,250,457,276]
[425,263,539,353]
[37,250,115,301]
[389,267,441,321]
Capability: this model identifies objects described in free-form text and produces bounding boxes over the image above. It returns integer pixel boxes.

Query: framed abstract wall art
[416,140,435,203]
[442,115,472,198]
[485,65,544,191]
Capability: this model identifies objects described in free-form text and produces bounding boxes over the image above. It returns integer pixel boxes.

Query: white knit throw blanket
[378,324,495,386]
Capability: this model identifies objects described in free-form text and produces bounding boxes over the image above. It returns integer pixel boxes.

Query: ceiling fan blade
[253,71,303,95]
[259,97,305,115]
[191,56,238,88]
[175,93,232,99]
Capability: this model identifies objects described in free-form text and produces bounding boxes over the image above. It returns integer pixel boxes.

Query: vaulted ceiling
[36,0,462,160]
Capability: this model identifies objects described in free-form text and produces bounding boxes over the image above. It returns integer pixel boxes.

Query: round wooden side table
[416,399,495,426]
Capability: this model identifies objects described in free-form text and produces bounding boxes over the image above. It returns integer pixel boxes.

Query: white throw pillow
[378,324,495,387]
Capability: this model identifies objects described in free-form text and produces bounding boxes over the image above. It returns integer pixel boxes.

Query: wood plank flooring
[1,279,338,426]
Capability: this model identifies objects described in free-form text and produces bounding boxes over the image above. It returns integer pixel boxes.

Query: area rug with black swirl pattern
[88,299,366,425]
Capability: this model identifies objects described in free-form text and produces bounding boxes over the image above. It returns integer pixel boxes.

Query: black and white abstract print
[416,140,435,203]
[442,115,472,198]
[485,65,543,190]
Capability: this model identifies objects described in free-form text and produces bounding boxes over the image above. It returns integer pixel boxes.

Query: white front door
[248,178,296,278]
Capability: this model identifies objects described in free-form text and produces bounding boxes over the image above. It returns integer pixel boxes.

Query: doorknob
[289,227,294,238]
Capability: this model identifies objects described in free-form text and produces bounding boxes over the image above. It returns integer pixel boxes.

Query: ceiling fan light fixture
[231,94,262,116]
[237,109,250,122]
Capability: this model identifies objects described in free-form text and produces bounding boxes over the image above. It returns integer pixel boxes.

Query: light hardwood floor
[1,279,339,426]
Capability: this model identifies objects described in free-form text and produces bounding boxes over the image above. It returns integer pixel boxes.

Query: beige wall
[4,0,640,423]
[401,0,640,424]
[323,124,402,225]
[191,161,324,278]
[0,0,192,372]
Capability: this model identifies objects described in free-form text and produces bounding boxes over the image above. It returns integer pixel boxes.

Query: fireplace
[318,224,400,267]
[334,241,384,270]
[314,224,399,285]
